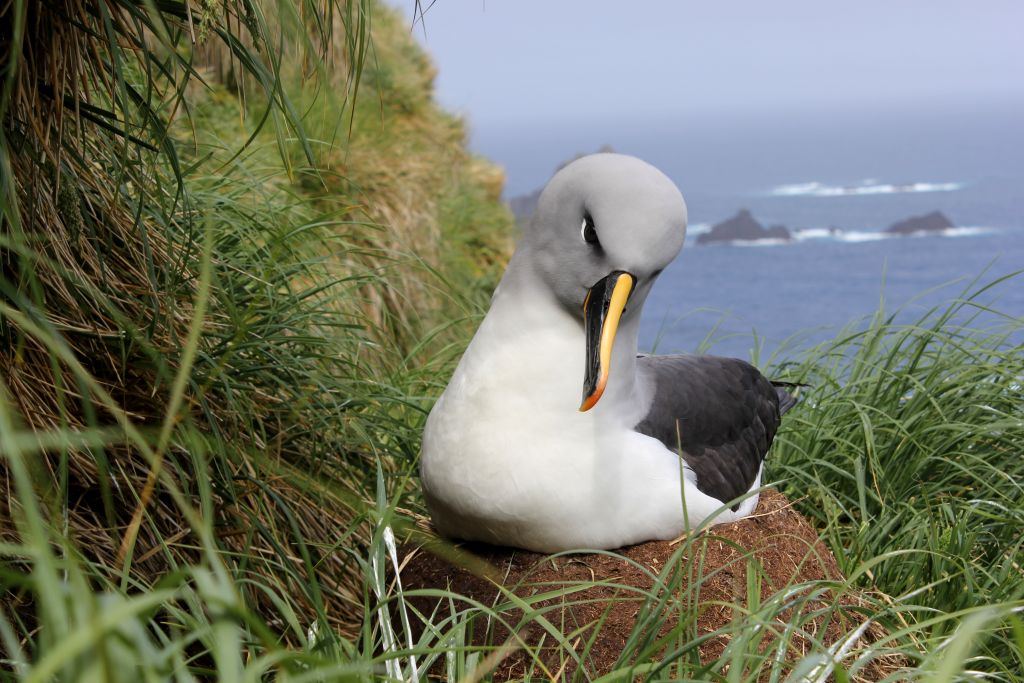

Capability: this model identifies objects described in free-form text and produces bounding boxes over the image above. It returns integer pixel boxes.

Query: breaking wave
[770,179,964,198]
[694,226,996,247]
[792,225,994,243]
[726,238,790,248]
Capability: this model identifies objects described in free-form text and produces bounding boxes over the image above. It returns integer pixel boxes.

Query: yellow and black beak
[580,271,635,412]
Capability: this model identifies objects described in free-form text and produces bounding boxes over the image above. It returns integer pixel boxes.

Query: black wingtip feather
[772,382,800,415]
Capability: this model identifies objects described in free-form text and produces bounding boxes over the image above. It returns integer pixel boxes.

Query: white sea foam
[837,231,892,243]
[770,179,964,198]
[790,227,893,243]
[792,228,838,240]
[788,225,995,244]
[696,224,996,247]
[728,238,791,247]
[941,226,993,238]
[864,226,994,240]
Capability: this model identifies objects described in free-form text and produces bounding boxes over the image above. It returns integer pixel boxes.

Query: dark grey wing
[634,354,795,509]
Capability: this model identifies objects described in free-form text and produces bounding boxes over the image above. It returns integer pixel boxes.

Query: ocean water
[640,169,1024,359]
[643,219,1024,360]
[472,102,1024,360]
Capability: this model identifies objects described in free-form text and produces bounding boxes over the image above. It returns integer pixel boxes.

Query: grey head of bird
[510,153,688,411]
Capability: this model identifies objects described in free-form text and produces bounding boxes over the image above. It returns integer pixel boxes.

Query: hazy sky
[394,2,1022,125]
[387,2,1023,195]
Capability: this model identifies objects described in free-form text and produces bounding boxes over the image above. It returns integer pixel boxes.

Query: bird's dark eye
[581,213,600,245]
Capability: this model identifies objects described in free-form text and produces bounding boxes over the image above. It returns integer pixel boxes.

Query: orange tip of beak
[579,376,607,412]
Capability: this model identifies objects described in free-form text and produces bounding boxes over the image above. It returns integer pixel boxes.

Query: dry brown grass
[2,0,194,570]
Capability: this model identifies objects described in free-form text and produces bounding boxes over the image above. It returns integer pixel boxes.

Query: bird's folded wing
[634,354,791,509]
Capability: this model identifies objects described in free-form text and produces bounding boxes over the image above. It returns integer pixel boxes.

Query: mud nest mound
[398,490,902,680]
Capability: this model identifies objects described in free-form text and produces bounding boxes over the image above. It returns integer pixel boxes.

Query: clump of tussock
[769,275,1024,672]
[1,0,203,565]
[293,3,513,354]
[1,0,504,646]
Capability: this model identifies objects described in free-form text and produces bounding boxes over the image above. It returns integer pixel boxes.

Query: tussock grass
[1,0,375,638]
[768,274,1024,676]
[1,0,506,658]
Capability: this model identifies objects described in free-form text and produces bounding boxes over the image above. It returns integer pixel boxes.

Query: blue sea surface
[642,222,1024,360]
[472,102,1024,360]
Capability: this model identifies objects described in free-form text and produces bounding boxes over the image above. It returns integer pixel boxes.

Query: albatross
[421,153,796,553]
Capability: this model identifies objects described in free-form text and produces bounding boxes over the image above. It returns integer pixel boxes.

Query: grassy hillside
[1,1,1022,681]
[0,0,510,670]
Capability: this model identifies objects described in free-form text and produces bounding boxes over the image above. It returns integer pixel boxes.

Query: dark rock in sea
[697,209,791,245]
[885,210,954,235]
